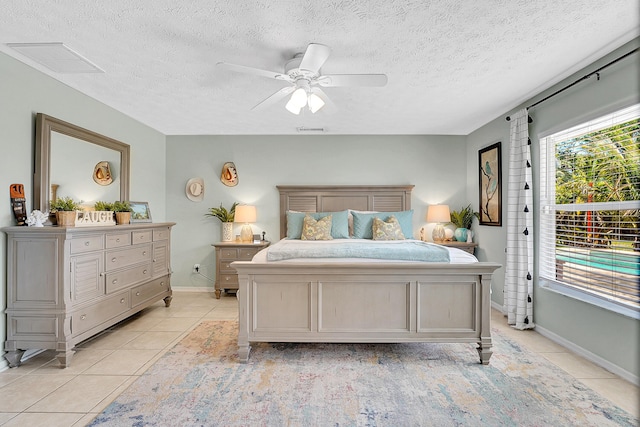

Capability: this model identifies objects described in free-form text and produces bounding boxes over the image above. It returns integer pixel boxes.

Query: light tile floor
[0,291,637,426]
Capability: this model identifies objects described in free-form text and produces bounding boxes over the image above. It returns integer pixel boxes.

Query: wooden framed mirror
[34,113,130,213]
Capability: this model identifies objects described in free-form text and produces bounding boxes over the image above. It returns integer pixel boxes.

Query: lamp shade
[234,205,256,223]
[426,205,451,223]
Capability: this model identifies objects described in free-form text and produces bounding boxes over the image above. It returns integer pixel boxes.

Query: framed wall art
[130,201,152,223]
[478,142,502,226]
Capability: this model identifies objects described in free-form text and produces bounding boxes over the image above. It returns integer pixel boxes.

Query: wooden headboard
[277,185,414,239]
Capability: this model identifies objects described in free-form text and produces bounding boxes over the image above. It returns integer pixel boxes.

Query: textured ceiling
[1,1,638,135]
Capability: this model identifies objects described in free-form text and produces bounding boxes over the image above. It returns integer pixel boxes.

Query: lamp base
[432,224,445,243]
[240,224,253,242]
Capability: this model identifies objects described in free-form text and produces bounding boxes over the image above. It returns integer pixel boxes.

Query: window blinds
[539,104,640,308]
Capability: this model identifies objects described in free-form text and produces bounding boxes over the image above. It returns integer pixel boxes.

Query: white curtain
[505,108,534,329]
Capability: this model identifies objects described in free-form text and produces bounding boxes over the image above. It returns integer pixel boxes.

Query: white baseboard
[490,301,638,386]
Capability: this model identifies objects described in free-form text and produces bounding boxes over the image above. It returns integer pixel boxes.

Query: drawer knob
[160,281,164,286]
[112,279,118,284]
[143,269,148,274]
[84,241,90,246]
[116,238,120,242]
[153,259,156,262]
[136,291,141,296]
[120,298,126,304]
[225,277,230,281]
[143,251,147,255]
[112,257,117,263]
[81,314,87,320]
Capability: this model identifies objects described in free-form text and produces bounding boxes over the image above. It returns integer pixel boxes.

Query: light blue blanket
[266,240,450,262]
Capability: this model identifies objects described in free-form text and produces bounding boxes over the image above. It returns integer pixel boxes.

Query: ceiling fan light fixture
[308,93,325,113]
[290,87,308,108]
[285,97,302,114]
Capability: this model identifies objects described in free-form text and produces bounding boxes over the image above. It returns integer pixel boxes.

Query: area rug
[89,321,637,427]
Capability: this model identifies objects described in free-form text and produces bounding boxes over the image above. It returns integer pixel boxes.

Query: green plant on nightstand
[450,204,479,242]
[206,202,239,242]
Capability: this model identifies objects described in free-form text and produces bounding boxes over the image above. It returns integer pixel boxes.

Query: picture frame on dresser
[478,141,502,226]
[130,201,152,223]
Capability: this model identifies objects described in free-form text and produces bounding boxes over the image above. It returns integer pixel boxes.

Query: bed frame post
[237,273,251,363]
[477,272,494,364]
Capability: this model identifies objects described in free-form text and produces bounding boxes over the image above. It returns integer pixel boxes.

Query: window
[539,104,640,316]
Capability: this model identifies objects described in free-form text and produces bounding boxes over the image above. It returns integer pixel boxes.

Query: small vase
[115,212,131,225]
[222,222,233,242]
[454,227,468,242]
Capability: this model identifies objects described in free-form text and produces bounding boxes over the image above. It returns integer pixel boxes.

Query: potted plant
[112,200,132,225]
[50,196,80,226]
[94,201,113,212]
[450,204,479,242]
[206,202,238,242]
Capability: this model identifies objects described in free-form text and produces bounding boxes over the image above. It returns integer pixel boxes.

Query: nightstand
[212,241,270,298]
[439,241,478,254]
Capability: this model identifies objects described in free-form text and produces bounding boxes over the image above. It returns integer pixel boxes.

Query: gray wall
[466,38,640,380]
[165,135,479,289]
[0,52,167,370]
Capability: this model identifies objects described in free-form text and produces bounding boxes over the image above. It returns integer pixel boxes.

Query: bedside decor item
[235,205,257,242]
[450,204,480,242]
[92,161,113,186]
[50,196,80,226]
[186,177,205,202]
[130,201,152,223]
[426,204,450,243]
[221,162,238,187]
[207,202,239,242]
[26,210,48,227]
[479,142,502,226]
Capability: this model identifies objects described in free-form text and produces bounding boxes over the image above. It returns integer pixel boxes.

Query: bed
[231,185,502,364]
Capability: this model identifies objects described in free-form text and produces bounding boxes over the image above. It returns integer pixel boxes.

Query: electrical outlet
[193,263,200,273]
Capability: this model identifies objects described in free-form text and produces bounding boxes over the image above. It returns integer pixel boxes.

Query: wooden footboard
[232,261,501,364]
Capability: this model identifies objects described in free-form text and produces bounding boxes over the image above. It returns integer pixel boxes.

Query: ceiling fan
[217,43,387,114]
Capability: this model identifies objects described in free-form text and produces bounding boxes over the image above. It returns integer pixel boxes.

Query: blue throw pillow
[286,210,349,239]
[352,210,414,239]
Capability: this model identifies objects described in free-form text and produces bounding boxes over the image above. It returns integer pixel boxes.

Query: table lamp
[426,204,450,243]
[234,205,257,242]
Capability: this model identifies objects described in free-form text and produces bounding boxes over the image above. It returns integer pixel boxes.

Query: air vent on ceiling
[6,42,104,73]
[296,127,325,133]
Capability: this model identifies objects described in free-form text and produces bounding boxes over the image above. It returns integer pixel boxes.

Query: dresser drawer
[106,244,152,271]
[132,230,152,244]
[239,248,260,260]
[70,234,104,254]
[131,276,171,307]
[153,228,170,241]
[106,263,151,293]
[72,291,129,336]
[106,232,131,248]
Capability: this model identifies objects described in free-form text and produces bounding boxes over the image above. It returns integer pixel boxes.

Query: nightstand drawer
[220,260,235,272]
[239,248,260,260]
[219,274,239,287]
[219,248,238,259]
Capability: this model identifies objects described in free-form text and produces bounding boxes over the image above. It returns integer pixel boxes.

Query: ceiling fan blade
[299,43,331,74]
[217,62,292,82]
[251,86,295,111]
[317,74,388,87]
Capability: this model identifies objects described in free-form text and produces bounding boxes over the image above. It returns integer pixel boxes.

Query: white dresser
[2,222,175,368]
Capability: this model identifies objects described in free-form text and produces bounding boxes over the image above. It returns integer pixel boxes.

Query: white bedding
[253,239,478,264]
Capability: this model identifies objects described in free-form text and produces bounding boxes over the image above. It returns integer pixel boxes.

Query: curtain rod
[506,47,639,122]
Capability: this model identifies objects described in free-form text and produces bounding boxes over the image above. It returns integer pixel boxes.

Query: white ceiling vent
[6,42,104,73]
[296,127,325,133]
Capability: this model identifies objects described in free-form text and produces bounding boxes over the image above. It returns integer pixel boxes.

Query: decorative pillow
[347,210,377,236]
[372,216,405,240]
[286,210,349,239]
[352,210,414,239]
[301,214,333,240]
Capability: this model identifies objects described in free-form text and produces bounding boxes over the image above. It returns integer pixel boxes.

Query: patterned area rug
[89,321,637,427]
